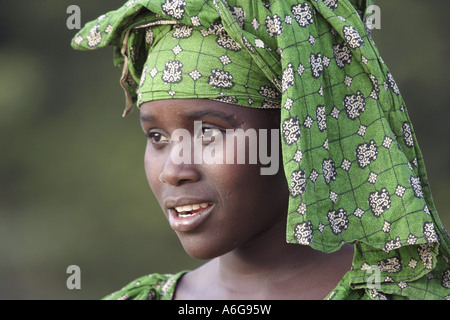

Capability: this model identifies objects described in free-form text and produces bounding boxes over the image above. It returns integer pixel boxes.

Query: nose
[158,145,201,186]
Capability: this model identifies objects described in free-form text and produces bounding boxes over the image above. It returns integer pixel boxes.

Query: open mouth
[168,202,214,232]
[173,202,212,218]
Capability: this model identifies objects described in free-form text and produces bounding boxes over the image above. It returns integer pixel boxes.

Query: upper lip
[164,197,213,209]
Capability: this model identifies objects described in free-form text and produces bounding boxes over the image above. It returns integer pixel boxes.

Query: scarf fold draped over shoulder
[72,0,450,300]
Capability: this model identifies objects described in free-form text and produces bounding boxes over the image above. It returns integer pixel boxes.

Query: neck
[175,217,354,300]
[213,219,327,298]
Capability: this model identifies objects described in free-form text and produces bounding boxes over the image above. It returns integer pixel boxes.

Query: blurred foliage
[0,1,448,299]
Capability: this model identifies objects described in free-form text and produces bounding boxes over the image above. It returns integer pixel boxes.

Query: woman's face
[140,99,289,260]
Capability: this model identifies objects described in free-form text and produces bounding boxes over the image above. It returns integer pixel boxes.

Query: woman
[72,0,450,300]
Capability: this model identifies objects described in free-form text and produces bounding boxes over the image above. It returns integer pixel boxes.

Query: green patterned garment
[72,0,450,300]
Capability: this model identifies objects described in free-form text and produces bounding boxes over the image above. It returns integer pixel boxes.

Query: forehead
[140,98,240,114]
[140,99,238,125]
[140,99,279,129]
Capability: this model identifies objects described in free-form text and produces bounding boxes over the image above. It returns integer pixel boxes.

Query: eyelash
[199,126,225,141]
[145,125,225,145]
[146,130,169,145]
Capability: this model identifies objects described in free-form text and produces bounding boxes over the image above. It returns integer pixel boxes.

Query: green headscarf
[72,0,450,299]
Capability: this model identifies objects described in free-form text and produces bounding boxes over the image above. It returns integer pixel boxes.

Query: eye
[201,127,224,142]
[147,131,169,144]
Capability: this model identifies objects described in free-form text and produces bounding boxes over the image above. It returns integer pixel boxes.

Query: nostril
[159,160,201,186]
[176,179,191,186]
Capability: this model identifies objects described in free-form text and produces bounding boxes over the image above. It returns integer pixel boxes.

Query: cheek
[213,163,281,219]
[225,164,288,220]
[144,145,162,196]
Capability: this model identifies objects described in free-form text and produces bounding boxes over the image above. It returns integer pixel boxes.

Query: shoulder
[102,271,188,300]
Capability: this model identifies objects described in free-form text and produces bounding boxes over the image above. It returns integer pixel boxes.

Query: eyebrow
[139,114,155,123]
[140,109,240,126]
[186,110,240,127]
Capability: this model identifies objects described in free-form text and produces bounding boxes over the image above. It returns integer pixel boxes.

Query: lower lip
[168,204,214,232]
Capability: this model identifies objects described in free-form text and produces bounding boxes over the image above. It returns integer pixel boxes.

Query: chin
[178,234,236,260]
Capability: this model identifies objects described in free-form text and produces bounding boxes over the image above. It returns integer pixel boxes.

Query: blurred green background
[0,1,448,299]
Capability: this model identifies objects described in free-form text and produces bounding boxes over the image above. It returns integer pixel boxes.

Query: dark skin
[140,99,354,300]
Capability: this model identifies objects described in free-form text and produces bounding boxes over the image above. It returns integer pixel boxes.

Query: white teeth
[174,202,210,213]
[178,212,195,218]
